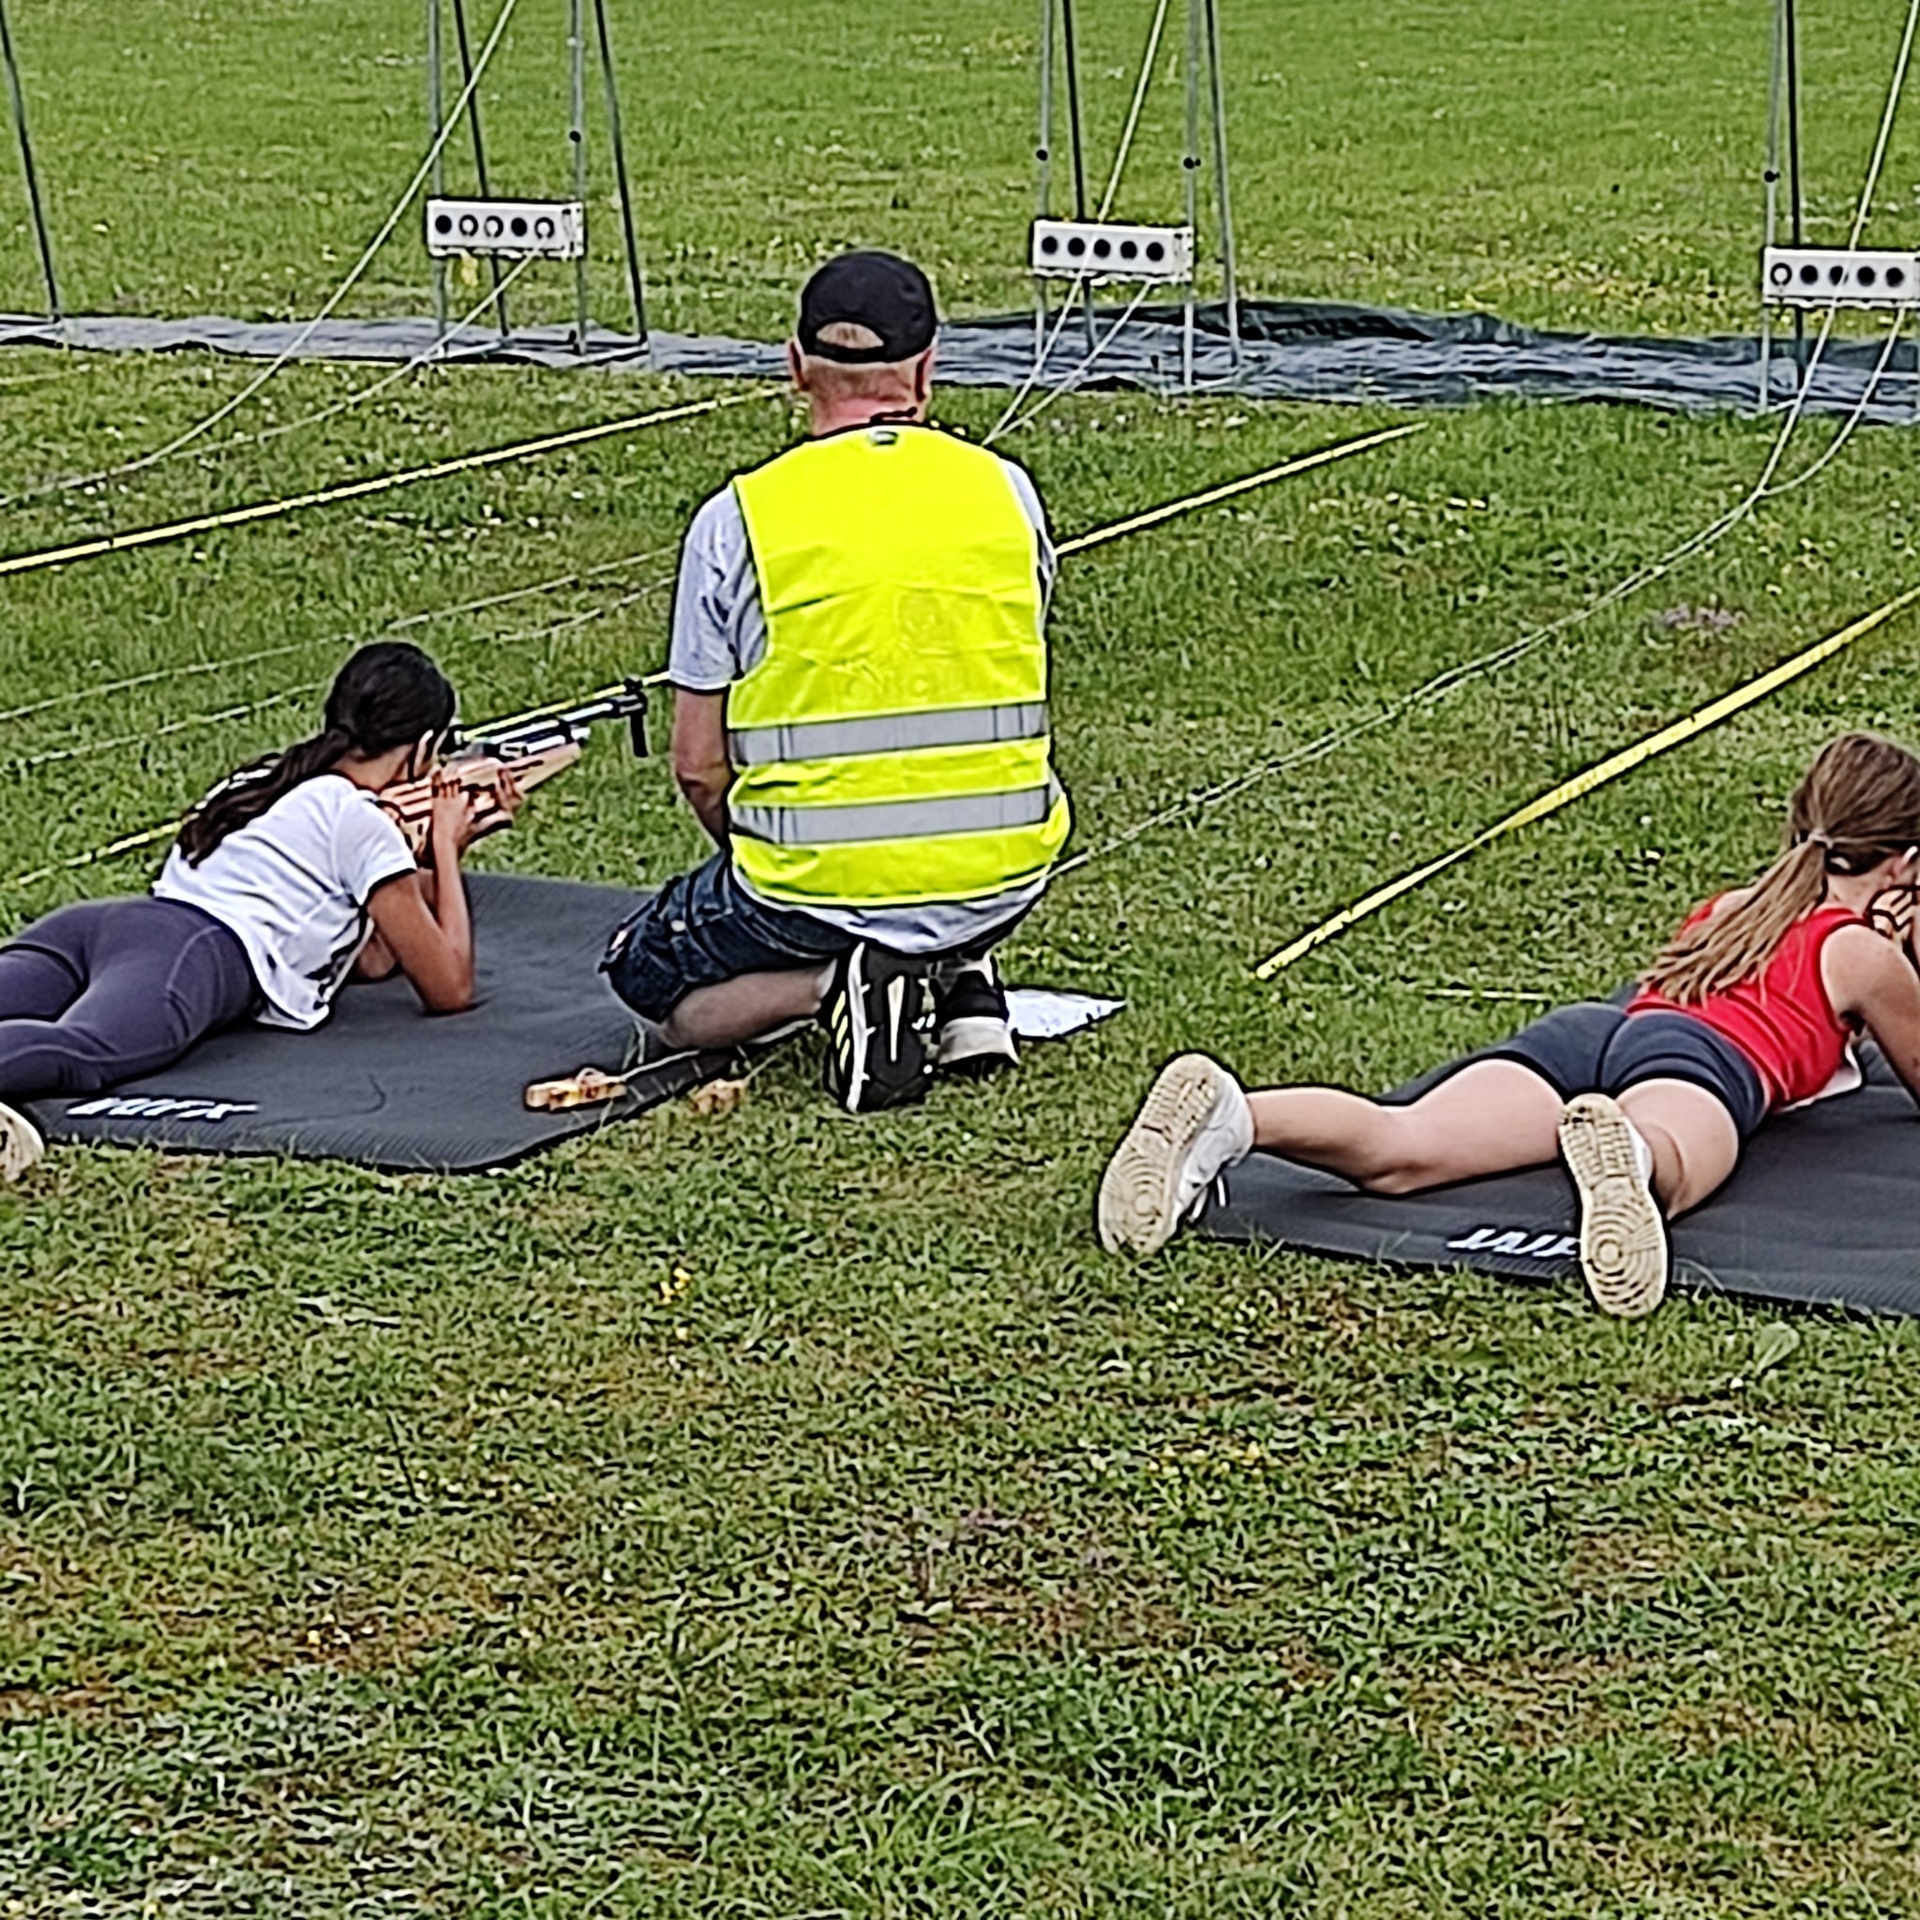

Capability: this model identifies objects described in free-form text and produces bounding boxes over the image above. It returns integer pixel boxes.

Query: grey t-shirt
[667,450,1058,954]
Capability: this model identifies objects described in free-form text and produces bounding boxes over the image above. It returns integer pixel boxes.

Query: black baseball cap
[797,251,938,364]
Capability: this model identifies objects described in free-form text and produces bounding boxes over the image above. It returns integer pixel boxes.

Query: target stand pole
[427,0,448,337]
[449,0,511,338]
[1785,0,1805,376]
[1034,0,1056,379]
[1182,0,1201,390]
[0,0,63,324]
[568,0,591,355]
[592,0,650,345]
[1202,0,1241,366]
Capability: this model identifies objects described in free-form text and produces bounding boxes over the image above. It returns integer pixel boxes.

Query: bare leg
[1616,1078,1741,1216]
[1247,1058,1566,1194]
[659,965,832,1051]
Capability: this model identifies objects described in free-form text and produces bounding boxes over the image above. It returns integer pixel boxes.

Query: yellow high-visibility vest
[727,424,1070,910]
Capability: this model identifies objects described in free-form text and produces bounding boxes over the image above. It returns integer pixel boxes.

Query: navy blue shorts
[600,854,857,1022]
[1479,1001,1769,1137]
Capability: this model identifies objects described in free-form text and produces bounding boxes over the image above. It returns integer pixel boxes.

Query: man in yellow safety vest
[602,250,1071,1112]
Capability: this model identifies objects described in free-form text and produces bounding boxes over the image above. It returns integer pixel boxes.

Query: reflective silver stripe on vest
[731,781,1061,847]
[728,701,1049,768]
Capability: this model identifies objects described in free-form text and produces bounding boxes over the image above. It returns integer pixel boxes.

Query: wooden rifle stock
[378,740,582,853]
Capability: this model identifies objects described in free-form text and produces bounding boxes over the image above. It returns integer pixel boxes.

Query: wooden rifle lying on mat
[378,681,651,852]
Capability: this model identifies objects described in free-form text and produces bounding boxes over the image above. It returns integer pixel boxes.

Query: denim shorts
[600,853,857,1022]
[1480,1001,1770,1137]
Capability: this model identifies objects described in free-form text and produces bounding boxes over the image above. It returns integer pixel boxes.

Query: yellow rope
[1056,421,1424,556]
[1253,585,1920,979]
[0,389,762,583]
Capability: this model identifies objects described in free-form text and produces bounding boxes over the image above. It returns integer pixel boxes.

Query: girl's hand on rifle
[427,766,526,859]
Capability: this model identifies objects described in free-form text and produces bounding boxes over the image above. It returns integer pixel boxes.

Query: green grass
[11,2,1920,1914]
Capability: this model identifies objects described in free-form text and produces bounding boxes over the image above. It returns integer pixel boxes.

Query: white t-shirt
[153,774,418,1031]
[669,451,1057,955]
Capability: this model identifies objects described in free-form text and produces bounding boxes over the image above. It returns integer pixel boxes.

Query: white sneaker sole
[934,1016,1018,1073]
[1097,1053,1239,1257]
[0,1100,45,1184]
[1559,1093,1667,1318]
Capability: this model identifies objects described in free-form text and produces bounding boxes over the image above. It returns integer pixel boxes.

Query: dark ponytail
[177,642,456,865]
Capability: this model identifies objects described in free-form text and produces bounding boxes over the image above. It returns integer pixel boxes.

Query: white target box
[1030,220,1194,283]
[426,198,586,260]
[1762,246,1920,309]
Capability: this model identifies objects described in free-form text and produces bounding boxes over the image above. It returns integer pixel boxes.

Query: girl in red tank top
[1102,733,1920,1321]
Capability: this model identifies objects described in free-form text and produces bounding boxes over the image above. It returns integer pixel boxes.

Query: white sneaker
[0,1101,45,1183]
[1097,1054,1254,1256]
[1558,1093,1668,1318]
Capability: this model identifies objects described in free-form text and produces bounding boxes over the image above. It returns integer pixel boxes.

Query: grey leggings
[0,897,257,1101]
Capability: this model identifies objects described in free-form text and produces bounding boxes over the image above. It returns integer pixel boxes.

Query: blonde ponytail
[1641,731,1920,1004]
[1641,838,1831,1004]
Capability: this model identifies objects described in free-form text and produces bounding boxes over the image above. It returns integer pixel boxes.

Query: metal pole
[1202,0,1241,367]
[0,0,63,322]
[591,0,649,344]
[1059,0,1097,349]
[1760,0,1784,411]
[427,0,448,336]
[449,0,510,337]
[1035,0,1055,381]
[568,0,590,354]
[1183,0,1201,390]
[1785,0,1805,372]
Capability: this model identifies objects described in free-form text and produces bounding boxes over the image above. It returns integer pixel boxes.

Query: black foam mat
[1198,1044,1920,1316]
[22,874,725,1172]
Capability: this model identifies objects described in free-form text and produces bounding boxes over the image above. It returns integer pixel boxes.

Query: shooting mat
[22,874,726,1172]
[1197,1036,1920,1317]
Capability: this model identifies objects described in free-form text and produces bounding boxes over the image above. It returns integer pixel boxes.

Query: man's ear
[914,344,936,404]
[411,731,440,781]
[787,339,808,393]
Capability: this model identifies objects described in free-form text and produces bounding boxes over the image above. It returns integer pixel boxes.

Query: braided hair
[1641,731,1920,1003]
[176,642,456,865]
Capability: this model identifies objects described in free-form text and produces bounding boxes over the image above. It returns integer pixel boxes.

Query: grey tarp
[1198,1037,1920,1317]
[3,300,1914,423]
[22,874,726,1172]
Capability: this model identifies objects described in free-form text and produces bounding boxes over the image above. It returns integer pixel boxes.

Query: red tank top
[1627,901,1863,1110]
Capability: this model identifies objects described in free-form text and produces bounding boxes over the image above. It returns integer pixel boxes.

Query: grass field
[11,2,1920,1914]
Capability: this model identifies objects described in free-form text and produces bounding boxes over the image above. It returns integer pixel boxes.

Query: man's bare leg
[658,965,833,1052]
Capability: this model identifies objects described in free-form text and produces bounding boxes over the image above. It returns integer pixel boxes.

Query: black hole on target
[434,214,453,235]
[1860,265,1879,287]
[1146,240,1166,261]
[1892,267,1908,287]
[1120,239,1139,260]
[1829,264,1846,284]
[1092,238,1111,259]
[1799,263,1819,284]
[1040,234,1060,254]
[510,216,529,237]
[1067,235,1086,257]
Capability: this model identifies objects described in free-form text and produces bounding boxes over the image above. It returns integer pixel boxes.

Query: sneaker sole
[1559,1093,1668,1318]
[1097,1053,1235,1257]
[0,1101,45,1183]
[934,1016,1018,1074]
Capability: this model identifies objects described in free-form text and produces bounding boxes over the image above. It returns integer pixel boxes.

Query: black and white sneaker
[822,943,931,1113]
[931,954,1018,1075]
[0,1100,44,1183]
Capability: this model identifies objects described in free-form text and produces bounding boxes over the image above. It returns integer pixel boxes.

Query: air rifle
[378,679,651,851]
